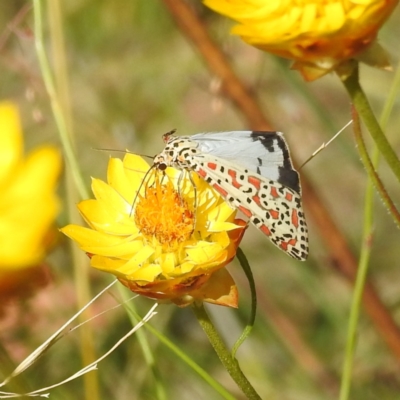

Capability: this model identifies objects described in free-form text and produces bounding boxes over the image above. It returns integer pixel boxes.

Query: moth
[153,131,308,260]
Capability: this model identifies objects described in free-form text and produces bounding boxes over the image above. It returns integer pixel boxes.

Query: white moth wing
[154,131,308,260]
[191,131,285,163]
[190,153,308,260]
[189,131,300,194]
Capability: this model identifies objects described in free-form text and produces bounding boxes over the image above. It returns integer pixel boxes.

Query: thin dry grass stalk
[0,280,158,398]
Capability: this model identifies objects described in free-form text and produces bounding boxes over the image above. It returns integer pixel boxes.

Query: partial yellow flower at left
[0,102,62,271]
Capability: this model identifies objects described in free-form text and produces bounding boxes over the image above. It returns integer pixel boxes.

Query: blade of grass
[32,0,88,200]
[119,292,237,400]
[117,287,167,400]
[46,1,99,399]
[339,61,400,400]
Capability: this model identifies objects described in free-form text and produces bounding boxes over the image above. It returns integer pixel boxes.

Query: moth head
[153,153,168,171]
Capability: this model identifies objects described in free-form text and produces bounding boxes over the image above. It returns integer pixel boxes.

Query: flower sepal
[119,267,239,308]
[355,41,392,71]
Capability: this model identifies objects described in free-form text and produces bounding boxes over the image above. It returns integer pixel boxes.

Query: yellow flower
[204,0,398,80]
[0,102,62,299]
[61,153,246,307]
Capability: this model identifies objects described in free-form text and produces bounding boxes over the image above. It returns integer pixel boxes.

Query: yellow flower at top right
[203,0,399,80]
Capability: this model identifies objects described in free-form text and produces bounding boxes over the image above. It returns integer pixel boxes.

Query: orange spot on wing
[280,238,297,251]
[269,209,279,219]
[285,192,293,201]
[291,209,299,228]
[248,175,261,190]
[207,162,217,170]
[238,205,252,218]
[197,168,207,178]
[228,169,242,189]
[252,195,261,207]
[213,183,228,197]
[260,224,271,236]
[270,186,279,198]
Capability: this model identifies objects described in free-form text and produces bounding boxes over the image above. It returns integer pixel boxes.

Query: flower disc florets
[134,178,194,251]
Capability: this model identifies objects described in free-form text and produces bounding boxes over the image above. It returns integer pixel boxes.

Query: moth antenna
[188,171,198,233]
[176,170,198,233]
[141,154,155,161]
[300,120,353,169]
[129,164,158,217]
[91,147,153,160]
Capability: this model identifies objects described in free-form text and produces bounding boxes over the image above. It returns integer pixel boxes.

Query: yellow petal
[90,255,127,274]
[122,154,151,192]
[91,178,132,215]
[5,147,61,200]
[210,231,230,249]
[0,102,23,186]
[129,264,162,282]
[61,224,128,248]
[78,199,138,235]
[85,240,145,258]
[116,245,155,274]
[159,252,177,274]
[0,143,61,269]
[107,157,141,204]
[179,261,197,274]
[186,241,223,264]
[208,220,241,232]
[0,196,58,266]
[208,202,235,222]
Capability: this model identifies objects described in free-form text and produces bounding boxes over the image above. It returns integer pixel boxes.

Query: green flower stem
[191,302,262,400]
[340,63,400,184]
[123,301,236,400]
[339,113,380,400]
[34,2,98,399]
[231,247,257,357]
[33,0,89,200]
[380,61,400,130]
[351,108,400,228]
[339,206,373,400]
[339,62,400,400]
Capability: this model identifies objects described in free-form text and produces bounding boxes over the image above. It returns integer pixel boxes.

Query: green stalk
[34,1,97,398]
[231,247,257,357]
[192,302,262,400]
[351,108,400,228]
[338,112,376,400]
[123,300,236,400]
[339,62,400,400]
[32,0,88,200]
[340,63,400,184]
[118,288,167,400]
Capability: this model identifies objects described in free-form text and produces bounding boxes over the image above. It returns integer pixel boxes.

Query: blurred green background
[1,1,400,399]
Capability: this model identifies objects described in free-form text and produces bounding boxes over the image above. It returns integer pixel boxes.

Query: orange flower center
[134,178,194,250]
